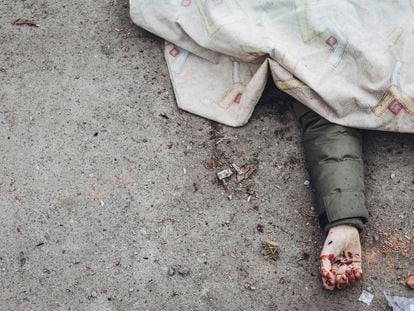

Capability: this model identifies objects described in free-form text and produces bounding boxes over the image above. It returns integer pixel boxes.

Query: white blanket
[130,0,414,132]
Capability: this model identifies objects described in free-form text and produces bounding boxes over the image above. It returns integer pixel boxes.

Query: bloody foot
[320,225,363,290]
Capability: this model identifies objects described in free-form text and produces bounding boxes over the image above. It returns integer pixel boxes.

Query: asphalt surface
[1,1,413,310]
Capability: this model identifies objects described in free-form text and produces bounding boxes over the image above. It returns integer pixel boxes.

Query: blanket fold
[131,0,414,132]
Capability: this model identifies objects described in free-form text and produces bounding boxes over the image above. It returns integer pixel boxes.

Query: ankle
[328,224,359,235]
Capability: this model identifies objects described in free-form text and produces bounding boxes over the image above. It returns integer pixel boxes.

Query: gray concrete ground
[1,1,413,310]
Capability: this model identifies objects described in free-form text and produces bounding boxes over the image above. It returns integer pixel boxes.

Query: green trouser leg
[293,101,369,232]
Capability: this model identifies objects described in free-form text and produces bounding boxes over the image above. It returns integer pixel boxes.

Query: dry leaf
[236,164,257,182]
[262,241,279,261]
[203,159,222,169]
[13,19,39,27]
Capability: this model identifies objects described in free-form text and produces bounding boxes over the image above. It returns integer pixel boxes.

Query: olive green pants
[293,102,369,232]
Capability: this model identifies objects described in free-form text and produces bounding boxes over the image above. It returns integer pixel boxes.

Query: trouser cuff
[318,190,368,232]
[319,213,366,233]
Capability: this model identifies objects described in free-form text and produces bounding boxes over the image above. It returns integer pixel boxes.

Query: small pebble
[256,224,264,233]
[244,282,256,291]
[168,267,176,276]
[177,265,190,276]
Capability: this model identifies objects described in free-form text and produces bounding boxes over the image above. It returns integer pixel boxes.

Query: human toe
[321,269,336,290]
[336,273,349,289]
[346,267,357,284]
[352,267,363,281]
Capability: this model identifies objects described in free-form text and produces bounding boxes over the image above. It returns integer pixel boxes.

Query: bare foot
[320,225,363,290]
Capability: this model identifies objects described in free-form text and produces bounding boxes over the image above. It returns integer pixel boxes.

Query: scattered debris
[13,18,39,27]
[222,179,229,191]
[236,164,257,182]
[371,226,414,259]
[193,183,199,193]
[168,267,175,276]
[231,163,243,175]
[203,159,222,169]
[244,282,256,291]
[114,27,132,39]
[215,136,232,145]
[90,290,98,298]
[159,112,169,119]
[303,180,310,187]
[256,224,264,233]
[384,291,414,311]
[177,265,190,276]
[217,168,233,180]
[206,161,258,191]
[298,252,310,261]
[261,241,279,261]
[406,273,414,289]
[358,290,374,305]
[297,208,317,219]
[19,251,26,267]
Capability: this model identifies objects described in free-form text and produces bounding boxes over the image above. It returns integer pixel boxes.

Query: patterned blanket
[130,0,414,132]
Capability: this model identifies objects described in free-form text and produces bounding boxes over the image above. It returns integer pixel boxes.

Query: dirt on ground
[1,1,413,310]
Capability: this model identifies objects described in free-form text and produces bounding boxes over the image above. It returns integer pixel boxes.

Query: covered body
[130,0,414,132]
